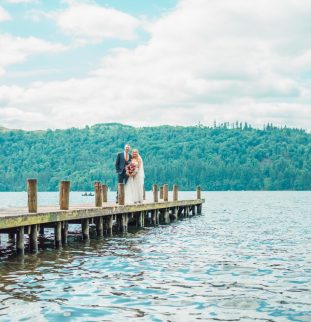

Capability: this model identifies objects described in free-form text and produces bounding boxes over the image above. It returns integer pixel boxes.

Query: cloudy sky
[0,0,310,130]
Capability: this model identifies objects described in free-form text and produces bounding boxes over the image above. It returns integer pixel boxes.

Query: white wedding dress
[124,158,145,204]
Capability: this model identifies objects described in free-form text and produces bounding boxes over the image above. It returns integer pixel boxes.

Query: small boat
[81,192,94,196]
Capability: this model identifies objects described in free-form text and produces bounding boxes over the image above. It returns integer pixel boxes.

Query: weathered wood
[137,212,144,227]
[102,184,108,203]
[171,207,178,220]
[151,210,158,226]
[62,221,68,244]
[107,215,113,236]
[118,183,125,205]
[160,186,163,199]
[153,184,158,202]
[16,227,24,254]
[121,213,128,232]
[27,179,37,213]
[164,208,170,224]
[95,181,103,207]
[55,221,62,247]
[96,216,104,237]
[163,184,168,202]
[173,185,178,201]
[59,181,70,210]
[29,224,38,253]
[196,186,201,200]
[0,199,204,230]
[82,218,89,240]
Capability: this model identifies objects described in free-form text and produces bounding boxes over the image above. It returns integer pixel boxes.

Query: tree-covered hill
[0,123,310,191]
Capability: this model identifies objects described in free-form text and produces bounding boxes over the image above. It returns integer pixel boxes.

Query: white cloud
[0,34,67,76]
[0,6,11,21]
[54,1,141,43]
[4,0,38,3]
[1,0,311,130]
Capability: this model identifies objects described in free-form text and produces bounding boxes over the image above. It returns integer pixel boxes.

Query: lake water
[0,191,310,321]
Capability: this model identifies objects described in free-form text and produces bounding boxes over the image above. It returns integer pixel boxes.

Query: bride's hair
[132,149,142,163]
[132,149,139,158]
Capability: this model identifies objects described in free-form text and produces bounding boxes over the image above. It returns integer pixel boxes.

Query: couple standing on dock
[115,144,145,204]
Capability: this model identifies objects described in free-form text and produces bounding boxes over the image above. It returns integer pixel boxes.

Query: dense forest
[0,123,310,191]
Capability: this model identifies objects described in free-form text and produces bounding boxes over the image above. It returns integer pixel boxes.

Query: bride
[124,149,144,204]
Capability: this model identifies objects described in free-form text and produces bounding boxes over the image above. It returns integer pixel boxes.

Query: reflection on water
[0,192,311,321]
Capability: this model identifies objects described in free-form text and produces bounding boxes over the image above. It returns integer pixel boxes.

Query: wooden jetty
[0,180,204,254]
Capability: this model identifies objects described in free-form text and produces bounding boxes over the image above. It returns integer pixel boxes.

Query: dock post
[118,183,125,205]
[82,218,90,240]
[152,184,158,202]
[160,186,163,200]
[107,215,113,236]
[171,207,178,220]
[121,214,128,232]
[137,212,144,227]
[55,221,62,247]
[29,224,38,253]
[164,208,170,224]
[96,217,104,237]
[59,181,70,210]
[152,210,158,226]
[27,179,37,213]
[16,227,24,254]
[62,221,68,244]
[102,184,108,203]
[163,184,168,202]
[173,185,178,201]
[196,186,201,199]
[95,181,103,207]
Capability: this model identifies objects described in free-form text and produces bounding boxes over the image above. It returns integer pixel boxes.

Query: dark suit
[115,151,132,185]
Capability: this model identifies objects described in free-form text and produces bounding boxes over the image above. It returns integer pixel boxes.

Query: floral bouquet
[126,161,138,176]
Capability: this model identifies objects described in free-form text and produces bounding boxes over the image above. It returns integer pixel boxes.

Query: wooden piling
[171,207,178,220]
[173,185,178,201]
[96,217,104,237]
[153,184,158,203]
[118,183,125,205]
[107,215,113,236]
[160,186,163,199]
[59,181,70,210]
[102,184,108,203]
[82,218,89,240]
[164,208,170,224]
[121,214,128,232]
[62,221,68,244]
[152,210,158,226]
[27,179,37,213]
[95,181,103,207]
[16,227,24,254]
[196,186,201,200]
[163,184,168,202]
[30,224,38,253]
[55,221,62,247]
[137,212,144,227]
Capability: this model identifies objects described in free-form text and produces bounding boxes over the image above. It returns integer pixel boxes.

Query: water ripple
[0,191,311,321]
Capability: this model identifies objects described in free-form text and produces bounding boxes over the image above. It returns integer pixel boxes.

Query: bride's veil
[138,156,145,185]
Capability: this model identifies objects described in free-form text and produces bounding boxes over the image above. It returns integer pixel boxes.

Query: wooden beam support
[27,179,37,213]
[59,181,70,210]
[95,181,103,207]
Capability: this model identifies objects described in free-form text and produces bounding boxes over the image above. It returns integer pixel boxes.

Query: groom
[115,144,132,202]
